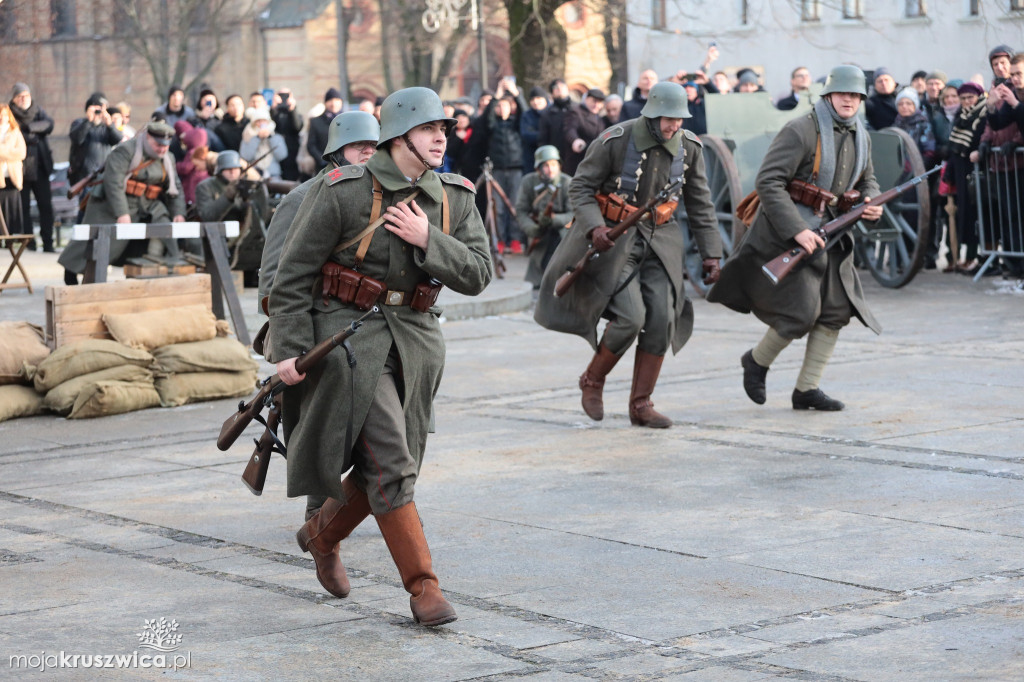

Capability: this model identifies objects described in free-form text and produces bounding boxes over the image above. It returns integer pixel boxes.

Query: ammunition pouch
[837,190,861,214]
[787,179,835,216]
[596,193,675,226]
[321,262,440,313]
[125,178,163,200]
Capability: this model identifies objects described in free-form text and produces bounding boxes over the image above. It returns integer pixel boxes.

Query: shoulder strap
[129,158,158,179]
[441,187,450,235]
[811,133,822,184]
[332,174,422,256]
[352,175,385,268]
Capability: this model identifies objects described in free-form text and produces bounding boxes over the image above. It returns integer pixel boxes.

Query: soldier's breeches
[602,239,674,356]
[346,352,418,515]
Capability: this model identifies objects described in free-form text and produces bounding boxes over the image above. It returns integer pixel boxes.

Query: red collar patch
[327,167,344,182]
[462,178,474,191]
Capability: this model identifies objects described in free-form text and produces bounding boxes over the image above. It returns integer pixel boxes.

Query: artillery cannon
[677,88,931,296]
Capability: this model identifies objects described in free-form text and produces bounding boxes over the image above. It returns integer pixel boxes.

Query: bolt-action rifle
[554,177,684,298]
[761,165,942,285]
[67,164,105,199]
[217,306,379,495]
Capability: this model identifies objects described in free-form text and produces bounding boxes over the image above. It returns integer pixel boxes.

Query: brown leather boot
[295,478,371,598]
[375,502,457,626]
[579,343,622,421]
[629,349,672,428]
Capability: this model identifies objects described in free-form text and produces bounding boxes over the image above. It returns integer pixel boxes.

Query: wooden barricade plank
[45,274,214,349]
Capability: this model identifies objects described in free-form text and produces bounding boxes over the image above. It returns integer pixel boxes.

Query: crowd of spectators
[3,42,1023,275]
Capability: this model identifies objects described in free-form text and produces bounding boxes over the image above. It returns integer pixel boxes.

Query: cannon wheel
[678,135,744,297]
[855,127,931,288]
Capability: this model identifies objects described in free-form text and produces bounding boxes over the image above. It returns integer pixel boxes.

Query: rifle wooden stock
[67,167,102,199]
[240,397,281,495]
[216,306,379,452]
[553,178,683,298]
[761,165,942,285]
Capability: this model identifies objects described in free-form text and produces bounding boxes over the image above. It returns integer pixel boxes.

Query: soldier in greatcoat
[268,87,492,626]
[515,145,573,288]
[258,110,379,522]
[534,82,723,428]
[59,121,185,283]
[706,65,883,411]
[194,150,270,276]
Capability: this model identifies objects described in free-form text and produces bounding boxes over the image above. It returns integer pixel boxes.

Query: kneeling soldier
[268,88,492,626]
[516,144,573,288]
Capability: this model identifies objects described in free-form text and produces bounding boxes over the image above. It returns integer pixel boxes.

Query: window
[651,0,666,29]
[968,0,979,15]
[1012,0,1024,11]
[843,0,863,18]
[905,0,927,17]
[739,0,749,25]
[801,0,820,22]
[0,2,16,41]
[51,0,77,37]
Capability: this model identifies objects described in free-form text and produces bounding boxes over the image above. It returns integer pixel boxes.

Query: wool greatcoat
[515,170,573,287]
[267,150,492,503]
[58,135,186,274]
[706,111,881,339]
[534,118,722,354]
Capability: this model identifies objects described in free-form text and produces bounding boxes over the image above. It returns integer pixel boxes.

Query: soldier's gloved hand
[702,258,721,285]
[224,182,238,200]
[591,226,615,252]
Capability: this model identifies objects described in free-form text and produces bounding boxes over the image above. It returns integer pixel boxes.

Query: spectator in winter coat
[239,108,288,180]
[215,95,248,152]
[562,88,606,175]
[537,79,574,163]
[306,88,344,173]
[519,86,548,172]
[866,67,899,130]
[602,94,623,127]
[152,85,195,129]
[9,82,55,251]
[481,79,527,252]
[893,88,936,167]
[173,121,210,207]
[189,89,225,152]
[622,69,658,121]
[776,67,812,111]
[68,92,123,186]
[270,88,303,181]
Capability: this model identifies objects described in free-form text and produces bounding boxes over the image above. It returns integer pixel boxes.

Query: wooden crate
[45,274,213,349]
[124,263,197,279]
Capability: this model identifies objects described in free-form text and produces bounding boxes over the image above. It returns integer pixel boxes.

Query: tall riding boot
[295,478,371,598]
[629,349,672,428]
[375,502,457,626]
[579,343,622,421]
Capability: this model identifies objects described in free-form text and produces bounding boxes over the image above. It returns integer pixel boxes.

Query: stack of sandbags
[151,336,259,407]
[99,303,257,407]
[0,322,50,422]
[34,339,159,419]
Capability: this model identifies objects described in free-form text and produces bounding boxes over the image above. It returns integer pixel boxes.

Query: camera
[279,92,290,103]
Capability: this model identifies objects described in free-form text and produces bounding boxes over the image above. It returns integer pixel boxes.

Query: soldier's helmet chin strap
[402,132,438,171]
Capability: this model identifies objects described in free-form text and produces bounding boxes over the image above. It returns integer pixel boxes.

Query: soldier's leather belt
[596,193,675,226]
[125,178,163,200]
[321,261,441,313]
[786,180,860,216]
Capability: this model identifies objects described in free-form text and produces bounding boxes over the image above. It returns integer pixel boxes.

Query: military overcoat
[706,112,882,339]
[515,170,573,287]
[58,136,185,273]
[533,119,722,354]
[268,150,492,501]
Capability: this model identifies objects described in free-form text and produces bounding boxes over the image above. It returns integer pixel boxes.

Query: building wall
[626,0,1024,100]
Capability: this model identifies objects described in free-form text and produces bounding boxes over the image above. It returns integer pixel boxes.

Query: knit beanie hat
[896,88,920,109]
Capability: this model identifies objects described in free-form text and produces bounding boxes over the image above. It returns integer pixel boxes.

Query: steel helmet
[215,150,242,175]
[377,87,457,148]
[821,65,867,98]
[534,145,561,168]
[323,111,381,160]
[640,81,692,119]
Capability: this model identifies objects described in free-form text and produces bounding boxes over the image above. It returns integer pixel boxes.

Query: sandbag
[102,304,218,351]
[43,365,154,416]
[151,337,258,375]
[0,322,50,385]
[34,339,154,393]
[0,385,45,422]
[155,369,258,407]
[68,379,161,419]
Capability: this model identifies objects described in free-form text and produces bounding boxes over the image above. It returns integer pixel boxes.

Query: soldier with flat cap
[268,87,492,626]
[258,110,380,523]
[535,81,723,428]
[707,65,883,411]
[59,120,186,283]
[515,144,573,288]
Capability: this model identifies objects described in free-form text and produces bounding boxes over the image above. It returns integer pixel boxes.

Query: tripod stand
[476,158,516,278]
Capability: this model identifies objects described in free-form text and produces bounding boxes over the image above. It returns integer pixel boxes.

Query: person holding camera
[271,88,303,181]
[68,92,123,189]
[188,88,225,153]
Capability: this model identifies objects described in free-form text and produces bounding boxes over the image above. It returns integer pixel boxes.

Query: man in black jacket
[865,67,899,130]
[481,79,527,252]
[307,88,344,173]
[622,69,658,121]
[271,88,303,181]
[9,83,55,251]
[537,79,573,164]
[562,88,605,175]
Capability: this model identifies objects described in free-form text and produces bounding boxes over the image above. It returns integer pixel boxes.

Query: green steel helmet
[323,111,381,160]
[214,150,241,175]
[640,81,692,119]
[534,144,561,168]
[377,87,457,148]
[821,65,867,98]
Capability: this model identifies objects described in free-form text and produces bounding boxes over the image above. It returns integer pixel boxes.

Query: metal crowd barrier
[973,145,1024,281]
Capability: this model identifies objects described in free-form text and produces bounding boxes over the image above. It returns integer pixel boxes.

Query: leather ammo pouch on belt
[787,179,836,216]
[410,281,443,312]
[596,193,676,226]
[125,178,163,200]
[321,262,385,311]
